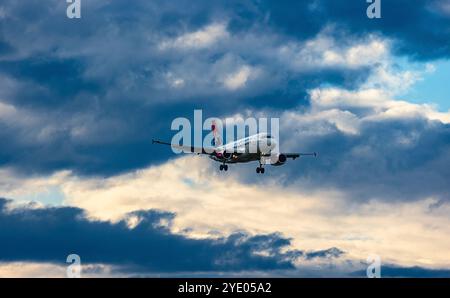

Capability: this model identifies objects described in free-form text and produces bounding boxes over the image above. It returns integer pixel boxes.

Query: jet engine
[272,154,287,166]
[222,151,233,160]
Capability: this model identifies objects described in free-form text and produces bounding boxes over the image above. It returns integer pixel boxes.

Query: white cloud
[308,87,450,125]
[159,23,229,50]
[0,168,68,205]
[156,52,267,96]
[274,74,450,137]
[278,34,388,71]
[152,26,395,101]
[345,40,387,67]
[165,72,185,88]
[223,65,258,90]
[282,109,361,135]
[285,59,450,136]
[0,262,67,278]
[361,64,422,95]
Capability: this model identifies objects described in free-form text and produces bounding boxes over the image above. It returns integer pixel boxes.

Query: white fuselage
[210,133,277,164]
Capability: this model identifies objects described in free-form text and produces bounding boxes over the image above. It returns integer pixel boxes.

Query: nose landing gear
[219,164,228,171]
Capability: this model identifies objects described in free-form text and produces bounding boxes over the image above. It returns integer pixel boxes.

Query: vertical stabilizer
[211,120,222,147]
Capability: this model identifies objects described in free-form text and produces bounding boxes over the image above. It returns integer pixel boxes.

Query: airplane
[152,123,317,174]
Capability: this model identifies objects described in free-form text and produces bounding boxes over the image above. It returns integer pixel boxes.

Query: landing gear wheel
[256,167,260,173]
[261,167,265,174]
[224,165,228,171]
[219,165,224,171]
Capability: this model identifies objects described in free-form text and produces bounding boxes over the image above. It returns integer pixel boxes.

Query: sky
[0,0,449,277]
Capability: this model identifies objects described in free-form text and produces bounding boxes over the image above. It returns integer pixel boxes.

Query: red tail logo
[211,120,222,147]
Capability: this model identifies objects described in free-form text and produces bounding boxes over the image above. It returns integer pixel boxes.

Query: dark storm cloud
[258,0,450,60]
[0,0,448,183]
[0,0,374,175]
[0,198,309,272]
[0,56,100,106]
[330,0,450,60]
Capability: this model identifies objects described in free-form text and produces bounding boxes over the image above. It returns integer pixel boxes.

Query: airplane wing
[152,139,215,155]
[283,153,317,160]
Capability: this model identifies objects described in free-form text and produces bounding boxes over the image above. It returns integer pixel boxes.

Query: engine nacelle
[222,151,233,160]
[272,154,287,166]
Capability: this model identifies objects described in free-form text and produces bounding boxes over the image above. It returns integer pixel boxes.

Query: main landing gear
[219,164,228,171]
[256,165,265,174]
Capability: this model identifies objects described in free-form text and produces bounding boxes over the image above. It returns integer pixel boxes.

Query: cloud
[2,260,449,278]
[159,23,229,50]
[223,65,259,90]
[0,262,117,278]
[304,247,344,260]
[1,0,450,277]
[0,198,305,273]
[2,155,450,271]
[309,88,450,124]
[278,33,388,71]
[276,97,450,203]
[351,265,450,278]
[260,0,450,60]
[0,101,16,119]
[0,10,388,175]
[1,1,449,214]
[433,0,450,17]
